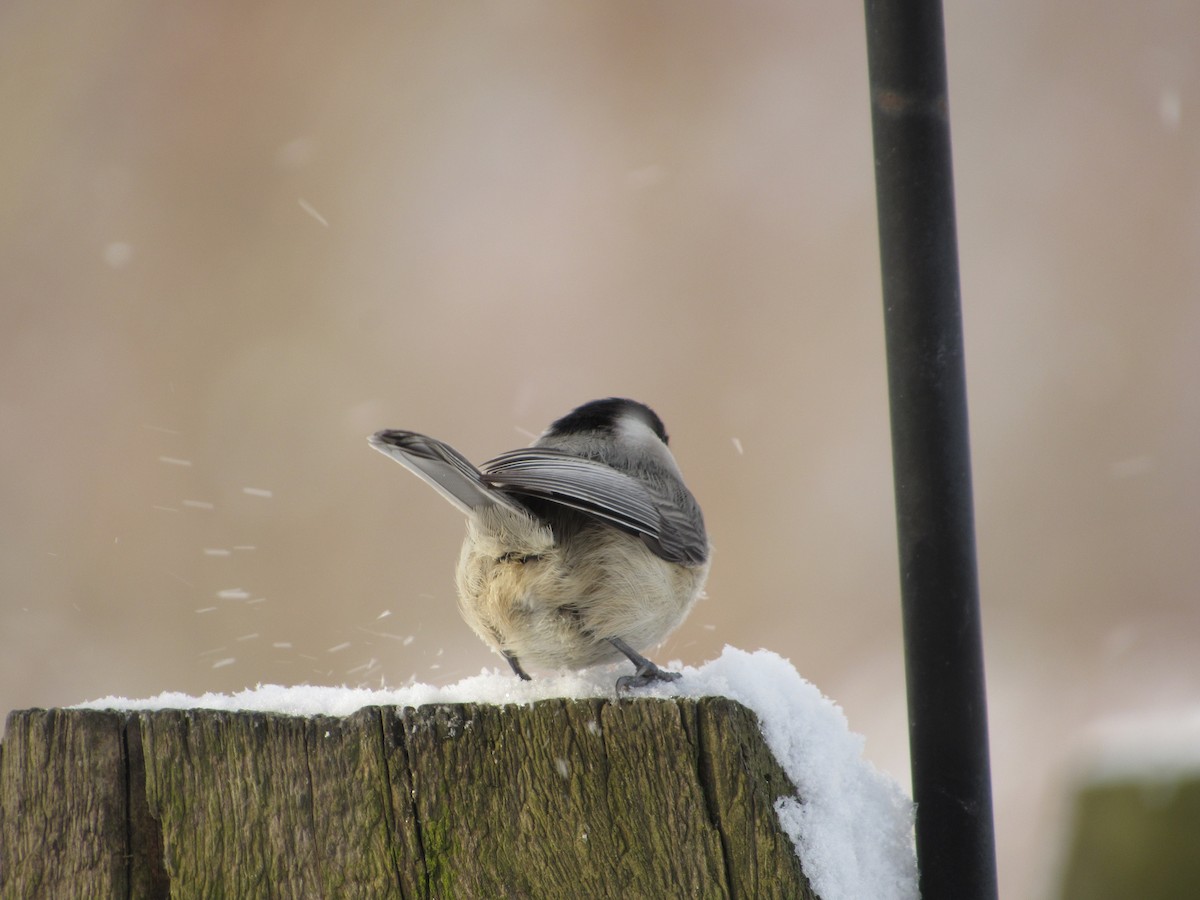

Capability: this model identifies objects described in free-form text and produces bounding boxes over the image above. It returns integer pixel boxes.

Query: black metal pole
[862,3,999,898]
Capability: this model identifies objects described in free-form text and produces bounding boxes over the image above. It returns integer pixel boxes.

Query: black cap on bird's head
[544,398,669,445]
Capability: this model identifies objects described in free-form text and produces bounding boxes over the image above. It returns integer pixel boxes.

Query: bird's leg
[503,650,532,681]
[607,636,682,691]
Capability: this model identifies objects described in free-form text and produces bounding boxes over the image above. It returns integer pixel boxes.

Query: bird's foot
[607,636,681,691]
[615,664,682,691]
[503,651,532,681]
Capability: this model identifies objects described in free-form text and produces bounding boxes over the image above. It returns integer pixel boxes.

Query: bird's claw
[615,661,682,691]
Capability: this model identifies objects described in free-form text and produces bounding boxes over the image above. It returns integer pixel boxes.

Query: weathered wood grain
[1,698,816,899]
[0,709,129,897]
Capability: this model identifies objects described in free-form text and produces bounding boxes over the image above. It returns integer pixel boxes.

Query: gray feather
[368,430,523,516]
[482,448,709,566]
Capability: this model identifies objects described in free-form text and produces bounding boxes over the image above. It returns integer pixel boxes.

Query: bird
[368,398,710,690]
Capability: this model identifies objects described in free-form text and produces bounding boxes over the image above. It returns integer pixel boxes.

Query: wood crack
[693,701,738,899]
[373,708,410,899]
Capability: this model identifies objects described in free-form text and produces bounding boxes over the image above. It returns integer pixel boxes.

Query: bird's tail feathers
[369,430,522,516]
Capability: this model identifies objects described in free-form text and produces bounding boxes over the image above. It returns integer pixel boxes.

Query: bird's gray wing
[369,430,524,516]
[482,448,709,565]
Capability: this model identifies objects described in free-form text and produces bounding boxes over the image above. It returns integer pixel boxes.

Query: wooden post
[1059,775,1200,900]
[1,698,817,899]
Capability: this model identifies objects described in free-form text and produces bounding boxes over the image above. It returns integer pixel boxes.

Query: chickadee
[368,398,710,690]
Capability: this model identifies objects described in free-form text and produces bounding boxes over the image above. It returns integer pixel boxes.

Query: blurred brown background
[2,3,1197,896]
